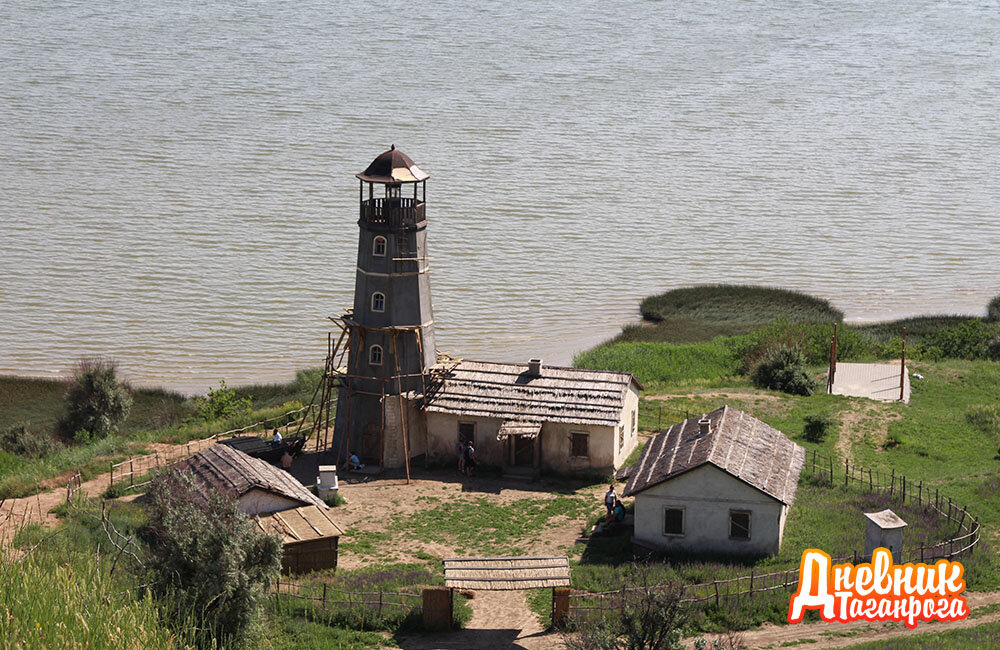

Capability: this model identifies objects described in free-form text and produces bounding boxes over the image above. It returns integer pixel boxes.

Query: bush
[0,423,61,458]
[144,469,282,647]
[918,320,995,360]
[566,565,687,650]
[802,415,831,443]
[60,358,133,441]
[750,346,816,396]
[194,379,253,422]
[988,294,1000,322]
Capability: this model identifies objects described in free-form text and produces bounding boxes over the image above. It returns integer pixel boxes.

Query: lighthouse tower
[332,146,436,471]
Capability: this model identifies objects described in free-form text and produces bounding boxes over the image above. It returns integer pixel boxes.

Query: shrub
[920,320,993,360]
[0,423,61,458]
[194,379,253,422]
[566,564,687,650]
[750,346,816,396]
[988,294,1000,322]
[60,358,133,441]
[144,469,282,646]
[802,415,831,443]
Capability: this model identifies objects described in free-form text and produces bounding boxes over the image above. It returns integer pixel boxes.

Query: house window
[631,409,637,435]
[458,422,475,445]
[371,292,385,312]
[369,345,383,366]
[372,236,387,256]
[618,424,625,450]
[571,432,589,458]
[729,510,751,541]
[663,507,684,536]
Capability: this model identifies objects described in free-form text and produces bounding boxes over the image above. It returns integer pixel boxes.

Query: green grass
[0,370,325,499]
[262,618,385,649]
[842,620,1000,649]
[574,340,743,386]
[389,495,594,557]
[1,529,192,649]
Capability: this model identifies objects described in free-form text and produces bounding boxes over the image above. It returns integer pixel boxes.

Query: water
[1,0,998,393]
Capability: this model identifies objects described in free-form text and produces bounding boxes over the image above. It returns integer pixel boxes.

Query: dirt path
[0,438,218,546]
[700,590,1000,649]
[394,590,564,650]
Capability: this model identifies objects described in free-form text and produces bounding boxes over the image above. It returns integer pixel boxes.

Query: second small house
[172,444,343,573]
[625,406,804,557]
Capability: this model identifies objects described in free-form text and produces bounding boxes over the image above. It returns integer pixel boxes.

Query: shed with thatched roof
[171,443,326,516]
[416,359,641,477]
[256,504,344,574]
[624,406,804,556]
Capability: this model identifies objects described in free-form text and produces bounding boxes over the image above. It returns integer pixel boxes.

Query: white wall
[237,488,302,516]
[633,464,787,556]
[613,384,641,468]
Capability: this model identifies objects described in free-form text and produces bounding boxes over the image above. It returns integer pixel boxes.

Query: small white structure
[316,465,339,499]
[864,509,907,562]
[625,406,804,557]
[416,360,642,477]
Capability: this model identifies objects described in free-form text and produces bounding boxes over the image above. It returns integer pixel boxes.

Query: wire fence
[571,448,981,618]
[271,577,423,622]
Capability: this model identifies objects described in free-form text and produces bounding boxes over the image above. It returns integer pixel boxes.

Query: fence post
[109,462,114,488]
[379,588,383,616]
[869,469,873,492]
[890,468,894,495]
[713,581,719,606]
[844,459,849,486]
[129,456,134,487]
[322,584,327,608]
[749,569,754,599]
[917,481,922,507]
[935,488,939,509]
[958,507,967,531]
[948,497,953,520]
[920,544,924,563]
[901,475,906,503]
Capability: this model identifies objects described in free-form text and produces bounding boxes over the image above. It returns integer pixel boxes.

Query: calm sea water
[1,1,998,393]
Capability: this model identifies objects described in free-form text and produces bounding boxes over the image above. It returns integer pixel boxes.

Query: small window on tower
[371,292,385,312]
[373,236,387,257]
[369,345,383,366]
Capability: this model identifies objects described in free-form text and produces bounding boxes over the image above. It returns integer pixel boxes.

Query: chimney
[698,418,712,436]
[528,359,542,376]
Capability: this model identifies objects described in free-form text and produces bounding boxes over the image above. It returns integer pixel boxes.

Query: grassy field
[0,370,323,499]
[840,620,1000,649]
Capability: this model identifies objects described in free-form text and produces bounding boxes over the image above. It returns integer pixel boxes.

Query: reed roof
[623,406,804,504]
[173,444,326,510]
[421,360,640,427]
[255,504,344,545]
[443,556,571,590]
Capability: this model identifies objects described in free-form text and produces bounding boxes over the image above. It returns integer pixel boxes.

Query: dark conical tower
[332,146,436,472]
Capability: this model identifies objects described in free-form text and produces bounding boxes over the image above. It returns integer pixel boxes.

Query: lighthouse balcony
[360,197,425,227]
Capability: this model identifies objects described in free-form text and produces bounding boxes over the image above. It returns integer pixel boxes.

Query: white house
[414,359,642,478]
[624,406,804,556]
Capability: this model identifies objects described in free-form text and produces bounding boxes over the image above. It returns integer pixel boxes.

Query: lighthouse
[331,146,436,471]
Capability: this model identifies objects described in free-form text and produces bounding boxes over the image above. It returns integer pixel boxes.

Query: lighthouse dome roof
[356,145,429,184]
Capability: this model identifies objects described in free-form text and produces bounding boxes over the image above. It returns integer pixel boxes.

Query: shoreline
[2,301,992,395]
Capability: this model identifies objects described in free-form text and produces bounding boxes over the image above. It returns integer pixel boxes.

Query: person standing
[464,440,477,477]
[457,440,466,473]
[604,484,617,521]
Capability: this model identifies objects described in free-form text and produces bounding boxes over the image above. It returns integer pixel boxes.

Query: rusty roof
[356,145,429,184]
[623,406,804,504]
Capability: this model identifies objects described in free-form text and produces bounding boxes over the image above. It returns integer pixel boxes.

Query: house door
[514,435,534,467]
[362,424,380,462]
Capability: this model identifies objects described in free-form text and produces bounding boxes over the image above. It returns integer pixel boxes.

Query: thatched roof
[255,505,344,545]
[623,406,804,504]
[443,556,571,590]
[172,444,325,510]
[420,361,640,427]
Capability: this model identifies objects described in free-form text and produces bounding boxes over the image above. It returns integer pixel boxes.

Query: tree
[751,346,815,396]
[61,358,132,441]
[565,564,687,650]
[144,469,282,647]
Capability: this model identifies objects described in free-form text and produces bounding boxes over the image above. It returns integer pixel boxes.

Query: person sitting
[349,451,365,471]
[271,428,283,447]
[612,498,626,523]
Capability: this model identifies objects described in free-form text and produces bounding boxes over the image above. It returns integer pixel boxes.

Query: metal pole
[899,326,907,401]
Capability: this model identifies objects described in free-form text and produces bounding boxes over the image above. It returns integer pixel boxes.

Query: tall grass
[574,340,743,385]
[0,543,192,649]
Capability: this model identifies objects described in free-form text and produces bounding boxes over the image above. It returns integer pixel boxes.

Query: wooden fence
[107,404,333,492]
[272,578,422,617]
[571,448,981,618]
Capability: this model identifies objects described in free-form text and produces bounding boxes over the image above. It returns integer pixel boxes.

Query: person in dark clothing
[464,440,477,477]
